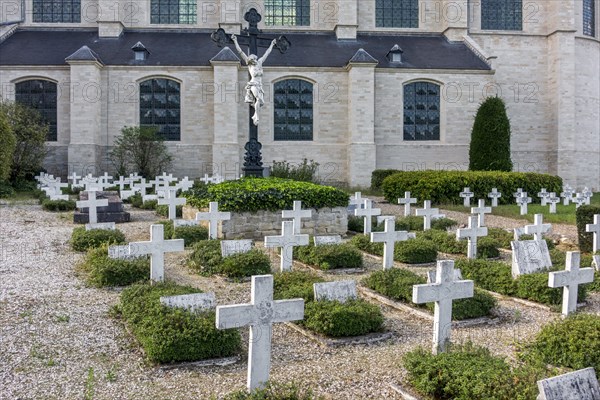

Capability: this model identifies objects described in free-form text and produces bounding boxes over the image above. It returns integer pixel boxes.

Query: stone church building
[0,0,598,188]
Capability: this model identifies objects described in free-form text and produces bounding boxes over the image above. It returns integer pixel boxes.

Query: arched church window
[264,0,310,26]
[139,78,181,141]
[33,0,81,23]
[481,0,522,30]
[274,79,313,141]
[15,79,58,141]
[375,0,419,28]
[403,82,440,141]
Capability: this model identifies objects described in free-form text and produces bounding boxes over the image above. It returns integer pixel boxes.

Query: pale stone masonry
[0,0,598,188]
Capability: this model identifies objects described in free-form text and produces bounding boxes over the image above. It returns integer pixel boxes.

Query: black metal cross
[211,8,291,177]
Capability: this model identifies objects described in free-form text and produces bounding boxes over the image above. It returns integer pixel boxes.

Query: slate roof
[65,45,103,63]
[348,48,378,64]
[0,28,490,70]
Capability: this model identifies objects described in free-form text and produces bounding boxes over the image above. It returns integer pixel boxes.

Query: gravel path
[0,201,598,399]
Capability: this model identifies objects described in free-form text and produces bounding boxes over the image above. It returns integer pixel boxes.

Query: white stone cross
[398,191,417,217]
[487,188,502,207]
[573,193,587,208]
[200,174,212,184]
[471,199,492,227]
[525,214,552,241]
[456,215,488,259]
[371,218,416,269]
[68,172,82,188]
[517,192,532,215]
[586,214,600,254]
[176,177,194,192]
[282,200,312,234]
[115,176,129,191]
[412,260,474,354]
[459,187,474,207]
[215,274,304,391]
[513,188,524,199]
[158,189,186,221]
[582,187,593,205]
[561,185,574,206]
[547,192,560,214]
[128,224,184,282]
[47,180,68,196]
[154,180,172,198]
[537,188,550,206]
[354,199,381,234]
[349,192,364,208]
[548,252,594,316]
[128,172,142,183]
[195,202,231,239]
[133,178,153,197]
[415,200,439,231]
[76,191,108,225]
[98,172,113,186]
[264,221,309,272]
[158,172,177,183]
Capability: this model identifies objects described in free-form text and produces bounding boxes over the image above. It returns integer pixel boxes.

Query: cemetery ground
[1,197,600,399]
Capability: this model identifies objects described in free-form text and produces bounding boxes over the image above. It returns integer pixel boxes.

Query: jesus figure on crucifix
[231,34,277,126]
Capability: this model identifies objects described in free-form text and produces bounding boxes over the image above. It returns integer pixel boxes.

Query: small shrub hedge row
[294,242,363,270]
[156,204,183,218]
[576,205,600,253]
[156,220,208,247]
[185,178,349,212]
[348,215,457,234]
[223,381,323,400]
[378,170,562,205]
[129,193,158,210]
[187,240,272,278]
[349,234,438,264]
[416,230,501,259]
[41,199,76,212]
[70,227,126,252]
[272,271,384,337]
[78,246,149,287]
[117,282,241,363]
[363,269,496,320]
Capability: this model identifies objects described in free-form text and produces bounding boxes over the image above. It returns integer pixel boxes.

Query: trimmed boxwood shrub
[157,220,175,240]
[118,282,241,364]
[577,205,600,253]
[303,299,384,337]
[371,216,458,233]
[71,227,126,252]
[477,236,501,259]
[173,224,208,247]
[184,177,349,212]
[41,199,76,211]
[294,242,363,270]
[371,169,402,190]
[380,170,562,206]
[349,234,437,264]
[469,97,513,172]
[224,381,323,400]
[79,246,149,287]
[187,240,223,275]
[273,270,326,303]
[523,314,600,374]
[187,240,271,278]
[404,343,546,400]
[488,227,513,249]
[418,230,465,254]
[156,204,183,218]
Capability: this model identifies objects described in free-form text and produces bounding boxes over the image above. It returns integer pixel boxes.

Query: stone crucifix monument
[211,8,291,177]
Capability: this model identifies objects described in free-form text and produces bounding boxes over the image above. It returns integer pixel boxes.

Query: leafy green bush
[187,240,223,276]
[303,299,384,337]
[371,169,402,190]
[347,215,366,233]
[0,180,15,198]
[418,230,465,254]
[156,220,175,241]
[156,204,183,218]
[173,225,208,247]
[394,238,438,264]
[109,126,172,178]
[349,234,384,255]
[372,215,457,232]
[477,236,501,259]
[41,199,76,212]
[219,249,272,278]
[294,242,363,270]
[523,314,600,374]
[380,170,562,206]
[469,97,513,172]
[118,282,241,363]
[71,227,126,252]
[140,199,158,210]
[404,343,546,400]
[0,109,15,181]
[273,270,326,303]
[223,381,322,400]
[516,272,586,305]
[79,246,149,287]
[577,205,600,253]
[271,159,320,183]
[488,228,513,249]
[185,178,348,212]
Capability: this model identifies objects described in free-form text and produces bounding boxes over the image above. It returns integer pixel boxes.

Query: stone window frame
[150,0,197,25]
[272,77,314,141]
[402,80,441,142]
[32,0,81,23]
[481,0,523,31]
[264,0,311,26]
[375,0,419,28]
[138,77,182,141]
[583,0,596,37]
[14,78,58,142]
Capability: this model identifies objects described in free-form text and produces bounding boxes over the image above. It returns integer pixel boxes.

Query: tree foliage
[469,97,513,172]
[0,110,16,181]
[110,126,172,178]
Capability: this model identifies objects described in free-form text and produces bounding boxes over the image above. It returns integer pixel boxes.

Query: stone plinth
[74,191,131,224]
[183,206,348,240]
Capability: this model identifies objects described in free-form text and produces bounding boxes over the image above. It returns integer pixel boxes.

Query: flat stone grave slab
[313,235,342,246]
[173,220,198,228]
[221,240,253,257]
[511,240,552,278]
[537,367,600,400]
[108,245,138,260]
[314,280,357,303]
[160,293,216,313]
[74,191,130,224]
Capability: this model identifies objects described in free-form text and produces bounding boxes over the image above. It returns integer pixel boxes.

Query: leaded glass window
[274,79,313,141]
[32,0,81,23]
[375,0,419,28]
[151,0,197,24]
[139,79,181,141]
[481,0,522,30]
[403,82,440,141]
[264,0,310,26]
[15,80,57,141]
[584,0,596,37]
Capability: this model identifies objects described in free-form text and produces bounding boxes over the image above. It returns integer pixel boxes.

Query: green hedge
[71,227,126,252]
[576,205,600,253]
[371,169,402,190]
[404,343,547,400]
[294,242,363,270]
[187,240,271,278]
[118,282,241,364]
[156,220,208,247]
[184,177,349,212]
[78,246,149,287]
[379,170,562,205]
[488,228,513,249]
[41,199,76,211]
[349,215,457,234]
[349,234,437,264]
[363,269,496,320]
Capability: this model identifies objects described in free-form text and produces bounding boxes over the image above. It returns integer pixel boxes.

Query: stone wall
[183,206,348,240]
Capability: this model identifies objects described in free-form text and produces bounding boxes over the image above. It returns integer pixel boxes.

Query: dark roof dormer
[387,44,404,64]
[132,41,150,61]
